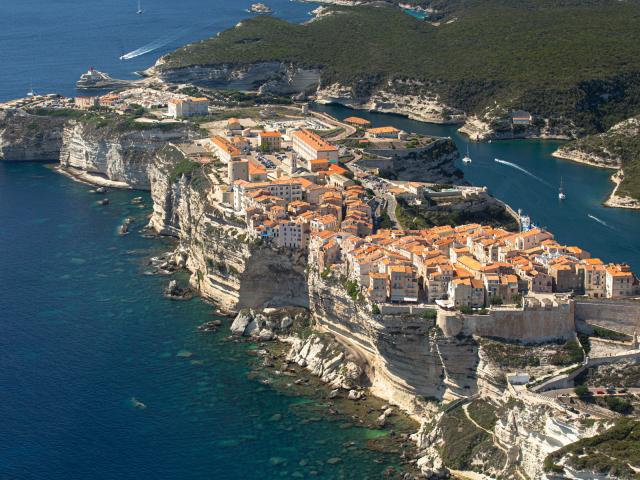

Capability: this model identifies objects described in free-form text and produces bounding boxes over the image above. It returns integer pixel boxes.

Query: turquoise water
[0,163,410,479]
[402,9,428,20]
[314,104,640,271]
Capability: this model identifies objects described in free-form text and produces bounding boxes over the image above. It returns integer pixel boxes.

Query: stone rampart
[437,302,575,343]
[575,299,640,334]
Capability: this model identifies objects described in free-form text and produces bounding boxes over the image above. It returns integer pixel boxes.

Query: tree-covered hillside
[560,116,640,200]
[160,0,640,134]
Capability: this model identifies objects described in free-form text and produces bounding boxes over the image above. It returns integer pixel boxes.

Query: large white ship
[76,67,132,89]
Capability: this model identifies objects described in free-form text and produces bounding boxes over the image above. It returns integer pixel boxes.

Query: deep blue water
[0,0,319,102]
[2,2,640,476]
[315,104,640,271]
[0,163,407,479]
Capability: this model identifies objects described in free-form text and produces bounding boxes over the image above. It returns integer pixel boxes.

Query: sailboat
[558,177,566,200]
[137,0,143,14]
[462,145,472,164]
[27,81,35,97]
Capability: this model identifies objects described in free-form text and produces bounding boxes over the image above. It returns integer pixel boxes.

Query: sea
[2,1,640,478]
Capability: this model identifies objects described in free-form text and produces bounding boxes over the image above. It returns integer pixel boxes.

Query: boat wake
[120,28,191,60]
[587,214,616,230]
[494,158,551,187]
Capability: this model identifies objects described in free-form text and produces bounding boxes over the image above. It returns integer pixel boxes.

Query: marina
[314,103,640,271]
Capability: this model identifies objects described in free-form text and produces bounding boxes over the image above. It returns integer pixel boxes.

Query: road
[541,387,640,398]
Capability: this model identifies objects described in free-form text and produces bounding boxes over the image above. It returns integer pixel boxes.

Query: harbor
[314,103,640,272]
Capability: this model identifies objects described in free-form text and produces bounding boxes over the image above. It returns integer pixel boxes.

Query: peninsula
[3,79,640,478]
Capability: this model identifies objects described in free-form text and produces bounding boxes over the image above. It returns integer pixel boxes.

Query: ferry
[76,67,132,89]
[462,145,472,164]
[558,177,566,200]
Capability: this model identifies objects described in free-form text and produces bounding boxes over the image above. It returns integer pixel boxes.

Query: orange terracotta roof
[211,135,241,157]
[291,129,337,153]
[260,131,281,138]
[344,116,371,126]
[367,126,400,135]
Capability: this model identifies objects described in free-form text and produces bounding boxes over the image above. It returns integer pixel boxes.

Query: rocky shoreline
[552,149,640,210]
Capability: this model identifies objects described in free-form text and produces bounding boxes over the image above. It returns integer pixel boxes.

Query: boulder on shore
[163,280,192,300]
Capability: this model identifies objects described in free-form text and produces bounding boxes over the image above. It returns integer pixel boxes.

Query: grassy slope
[545,419,640,479]
[161,0,640,132]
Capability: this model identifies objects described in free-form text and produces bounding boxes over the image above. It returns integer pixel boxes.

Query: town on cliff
[3,79,640,478]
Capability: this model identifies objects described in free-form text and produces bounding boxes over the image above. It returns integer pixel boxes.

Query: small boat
[462,145,472,164]
[137,0,143,14]
[558,177,566,200]
[130,397,147,409]
[27,81,35,97]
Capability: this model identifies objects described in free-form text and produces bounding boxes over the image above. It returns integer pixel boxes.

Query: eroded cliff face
[0,110,66,161]
[148,148,308,313]
[59,121,193,189]
[307,271,486,415]
[316,80,466,124]
[153,61,321,96]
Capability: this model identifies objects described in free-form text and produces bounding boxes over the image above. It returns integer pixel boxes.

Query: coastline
[54,165,133,189]
[551,149,619,170]
[604,170,640,210]
[551,149,640,210]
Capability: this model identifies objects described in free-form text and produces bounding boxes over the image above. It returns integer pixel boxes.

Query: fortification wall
[438,303,575,343]
[575,299,640,335]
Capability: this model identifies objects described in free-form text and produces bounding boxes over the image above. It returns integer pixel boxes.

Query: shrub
[604,396,632,414]
[345,280,359,301]
[574,385,590,398]
[422,309,437,319]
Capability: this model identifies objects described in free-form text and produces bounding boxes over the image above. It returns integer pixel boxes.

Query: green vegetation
[578,332,591,356]
[489,296,503,306]
[603,396,633,415]
[561,116,640,200]
[371,304,381,315]
[545,419,640,478]
[162,1,640,133]
[395,197,518,231]
[482,340,541,368]
[421,309,437,320]
[29,107,185,133]
[378,209,395,230]
[548,340,584,366]
[344,279,359,301]
[467,400,498,431]
[592,326,633,342]
[169,157,201,183]
[574,384,590,398]
[437,406,497,471]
